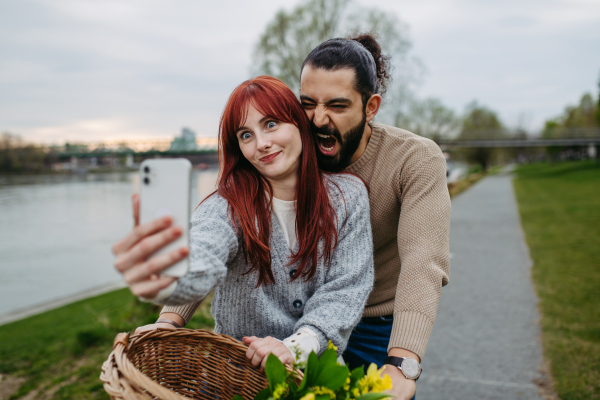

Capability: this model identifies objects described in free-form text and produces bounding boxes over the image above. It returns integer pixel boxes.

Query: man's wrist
[156,319,181,328]
[157,312,185,328]
[388,347,420,363]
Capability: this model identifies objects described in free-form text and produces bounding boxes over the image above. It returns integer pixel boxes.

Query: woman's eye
[266,121,277,129]
[241,132,252,140]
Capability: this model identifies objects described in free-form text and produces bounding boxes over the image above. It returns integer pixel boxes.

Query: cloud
[0,0,599,141]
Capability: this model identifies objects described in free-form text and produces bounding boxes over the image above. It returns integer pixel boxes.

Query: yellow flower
[272,382,288,400]
[358,364,393,394]
[327,341,338,352]
[312,386,336,399]
[343,376,351,391]
[299,393,315,400]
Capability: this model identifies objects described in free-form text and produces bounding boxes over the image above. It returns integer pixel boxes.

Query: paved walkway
[417,173,546,399]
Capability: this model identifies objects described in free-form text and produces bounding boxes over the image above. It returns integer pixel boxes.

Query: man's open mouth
[317,134,337,156]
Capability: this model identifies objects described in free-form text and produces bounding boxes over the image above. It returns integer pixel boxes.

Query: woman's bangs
[248,90,296,127]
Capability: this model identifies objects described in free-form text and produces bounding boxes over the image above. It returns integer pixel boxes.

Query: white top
[271,197,323,364]
[271,196,297,250]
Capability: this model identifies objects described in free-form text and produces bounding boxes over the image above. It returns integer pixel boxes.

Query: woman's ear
[365,94,382,123]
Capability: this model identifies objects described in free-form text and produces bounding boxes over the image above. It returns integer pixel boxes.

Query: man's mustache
[310,122,343,143]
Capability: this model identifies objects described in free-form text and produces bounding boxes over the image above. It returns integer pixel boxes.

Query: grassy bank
[0,289,215,400]
[513,161,600,400]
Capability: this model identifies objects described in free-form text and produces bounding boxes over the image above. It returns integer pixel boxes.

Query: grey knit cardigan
[159,173,374,354]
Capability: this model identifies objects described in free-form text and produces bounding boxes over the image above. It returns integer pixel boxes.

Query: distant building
[169,128,198,151]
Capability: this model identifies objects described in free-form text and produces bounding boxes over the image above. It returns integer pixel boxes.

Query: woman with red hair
[112,76,374,369]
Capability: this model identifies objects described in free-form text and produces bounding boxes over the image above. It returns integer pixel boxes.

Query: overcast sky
[1,0,599,143]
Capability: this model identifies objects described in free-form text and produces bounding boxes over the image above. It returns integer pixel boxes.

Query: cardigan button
[289,269,297,278]
[293,300,303,308]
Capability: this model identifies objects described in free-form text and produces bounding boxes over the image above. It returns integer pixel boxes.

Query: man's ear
[365,94,382,123]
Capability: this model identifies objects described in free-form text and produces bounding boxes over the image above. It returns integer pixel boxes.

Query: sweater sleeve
[390,144,451,359]
[154,195,239,306]
[294,178,374,355]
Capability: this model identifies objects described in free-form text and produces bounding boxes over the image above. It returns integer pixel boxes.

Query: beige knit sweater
[162,123,451,359]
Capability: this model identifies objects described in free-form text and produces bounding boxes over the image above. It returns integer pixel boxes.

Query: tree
[0,132,46,172]
[596,75,600,126]
[251,0,422,110]
[457,102,505,171]
[393,98,459,143]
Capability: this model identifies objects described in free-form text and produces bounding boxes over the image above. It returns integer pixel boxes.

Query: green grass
[513,161,600,400]
[0,289,214,399]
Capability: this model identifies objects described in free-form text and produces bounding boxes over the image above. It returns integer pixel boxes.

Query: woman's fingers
[122,246,188,284]
[114,225,181,274]
[112,216,172,257]
[246,337,268,367]
[132,194,140,227]
[130,276,176,299]
[261,344,294,370]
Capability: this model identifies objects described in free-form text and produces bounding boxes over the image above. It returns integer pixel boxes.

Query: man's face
[300,66,367,172]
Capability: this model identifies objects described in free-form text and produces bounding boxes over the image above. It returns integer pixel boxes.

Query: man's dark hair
[301,33,391,107]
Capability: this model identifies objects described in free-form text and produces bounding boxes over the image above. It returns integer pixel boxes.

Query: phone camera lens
[143,177,150,185]
[143,166,150,173]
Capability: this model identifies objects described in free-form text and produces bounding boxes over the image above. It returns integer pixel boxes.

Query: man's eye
[241,132,252,140]
[302,103,316,109]
[331,105,346,109]
[266,121,277,129]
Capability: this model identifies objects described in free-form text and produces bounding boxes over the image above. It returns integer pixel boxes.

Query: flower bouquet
[231,342,392,400]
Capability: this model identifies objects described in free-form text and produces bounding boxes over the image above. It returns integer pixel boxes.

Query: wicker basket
[100,329,287,400]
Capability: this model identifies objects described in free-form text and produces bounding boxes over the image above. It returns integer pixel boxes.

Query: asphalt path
[417,173,546,400]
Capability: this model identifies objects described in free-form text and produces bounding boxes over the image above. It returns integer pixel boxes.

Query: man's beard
[311,112,367,172]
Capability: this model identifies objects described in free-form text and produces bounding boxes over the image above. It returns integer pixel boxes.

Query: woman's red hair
[217,76,337,286]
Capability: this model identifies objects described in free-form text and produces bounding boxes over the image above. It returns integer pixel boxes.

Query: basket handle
[113,332,130,350]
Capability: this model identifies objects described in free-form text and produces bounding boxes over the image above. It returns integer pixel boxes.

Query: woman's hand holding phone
[112,194,189,300]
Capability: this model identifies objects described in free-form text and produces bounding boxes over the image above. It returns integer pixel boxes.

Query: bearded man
[295,34,450,400]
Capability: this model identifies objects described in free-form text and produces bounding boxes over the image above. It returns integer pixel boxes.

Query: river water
[0,170,219,318]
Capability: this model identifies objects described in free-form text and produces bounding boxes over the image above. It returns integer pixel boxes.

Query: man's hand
[381,364,416,400]
[243,336,295,371]
[133,313,185,335]
[382,347,419,400]
[134,322,176,335]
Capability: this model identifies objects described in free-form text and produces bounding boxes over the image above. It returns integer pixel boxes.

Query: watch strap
[384,356,405,367]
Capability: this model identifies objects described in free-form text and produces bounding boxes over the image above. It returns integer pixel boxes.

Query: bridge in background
[47,130,600,166]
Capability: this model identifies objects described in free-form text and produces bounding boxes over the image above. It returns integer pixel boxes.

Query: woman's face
[236,104,303,184]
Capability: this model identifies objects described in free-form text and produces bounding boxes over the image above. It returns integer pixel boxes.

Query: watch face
[401,358,421,379]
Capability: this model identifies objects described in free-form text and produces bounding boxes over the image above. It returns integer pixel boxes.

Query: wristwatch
[384,356,422,380]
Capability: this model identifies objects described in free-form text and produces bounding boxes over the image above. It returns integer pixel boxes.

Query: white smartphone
[139,158,192,278]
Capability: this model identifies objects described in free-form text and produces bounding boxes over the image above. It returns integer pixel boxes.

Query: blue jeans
[344,315,416,400]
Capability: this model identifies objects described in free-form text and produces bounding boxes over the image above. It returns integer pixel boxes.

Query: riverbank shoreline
[0,282,126,326]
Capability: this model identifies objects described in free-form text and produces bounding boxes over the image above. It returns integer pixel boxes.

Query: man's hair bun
[351,33,391,99]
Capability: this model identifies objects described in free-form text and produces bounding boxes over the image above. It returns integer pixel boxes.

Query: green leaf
[254,387,271,400]
[265,353,287,391]
[349,366,364,385]
[298,351,320,390]
[230,396,246,400]
[318,347,338,368]
[315,395,330,400]
[356,393,393,400]
[312,364,349,391]
[288,380,298,394]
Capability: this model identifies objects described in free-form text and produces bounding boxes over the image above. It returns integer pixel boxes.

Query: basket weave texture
[100,329,275,400]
